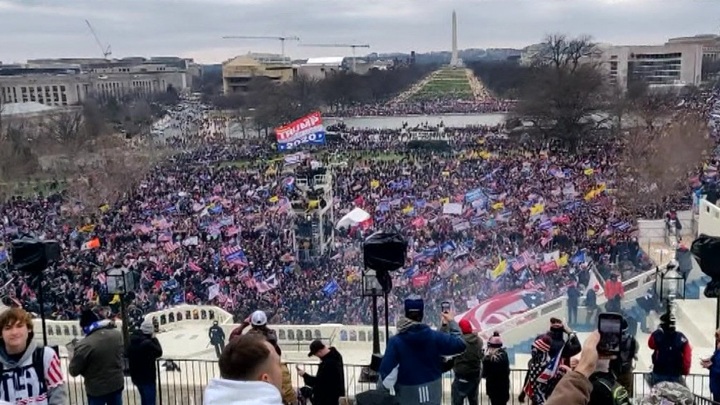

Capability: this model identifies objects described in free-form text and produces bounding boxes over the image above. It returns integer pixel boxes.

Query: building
[0,57,194,108]
[601,43,703,89]
[667,34,720,61]
[222,53,295,94]
[298,57,345,80]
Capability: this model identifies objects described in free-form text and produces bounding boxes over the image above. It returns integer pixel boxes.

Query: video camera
[10,236,61,274]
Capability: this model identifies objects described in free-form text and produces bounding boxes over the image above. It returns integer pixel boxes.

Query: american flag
[188,261,202,272]
[222,246,248,266]
[46,350,64,388]
[536,348,564,384]
[225,225,239,237]
[164,242,180,253]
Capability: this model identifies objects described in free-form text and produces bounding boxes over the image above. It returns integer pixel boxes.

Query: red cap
[459,319,473,334]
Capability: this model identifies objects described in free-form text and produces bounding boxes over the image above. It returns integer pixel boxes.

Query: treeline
[467,60,532,98]
[203,65,438,130]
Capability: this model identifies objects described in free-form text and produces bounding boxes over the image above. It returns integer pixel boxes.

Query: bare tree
[616,111,712,216]
[515,34,609,150]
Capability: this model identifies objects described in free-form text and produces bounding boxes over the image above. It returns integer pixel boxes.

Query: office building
[222,53,295,94]
[298,57,344,80]
[601,43,703,89]
[667,35,720,60]
[0,57,196,108]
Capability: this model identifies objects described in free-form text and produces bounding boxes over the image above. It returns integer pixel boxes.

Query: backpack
[595,375,631,405]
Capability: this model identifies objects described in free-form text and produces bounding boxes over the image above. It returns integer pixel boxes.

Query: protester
[610,318,638,397]
[208,320,226,359]
[0,307,67,405]
[545,332,598,405]
[296,340,345,405]
[482,332,510,405]
[546,318,582,366]
[127,318,163,405]
[700,329,720,402]
[648,312,692,386]
[204,333,284,405]
[68,309,125,405]
[443,319,483,405]
[379,295,466,405]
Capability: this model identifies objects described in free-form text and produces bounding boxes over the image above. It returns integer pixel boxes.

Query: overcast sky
[0,0,718,64]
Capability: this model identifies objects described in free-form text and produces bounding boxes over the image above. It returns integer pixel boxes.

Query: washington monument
[450,10,459,66]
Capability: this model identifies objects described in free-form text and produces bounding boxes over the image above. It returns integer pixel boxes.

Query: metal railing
[60,358,716,405]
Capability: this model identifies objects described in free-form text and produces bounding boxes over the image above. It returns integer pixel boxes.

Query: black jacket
[482,349,510,401]
[302,348,345,405]
[127,332,163,384]
[453,333,483,377]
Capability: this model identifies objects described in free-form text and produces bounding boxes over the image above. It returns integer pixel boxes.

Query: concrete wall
[698,198,720,237]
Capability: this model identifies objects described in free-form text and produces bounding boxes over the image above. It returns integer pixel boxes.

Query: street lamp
[657,260,685,302]
[360,268,385,384]
[105,266,136,348]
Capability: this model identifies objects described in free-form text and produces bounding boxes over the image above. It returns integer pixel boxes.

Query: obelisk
[450,10,459,66]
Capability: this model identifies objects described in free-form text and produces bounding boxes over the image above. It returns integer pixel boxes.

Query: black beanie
[80,309,100,329]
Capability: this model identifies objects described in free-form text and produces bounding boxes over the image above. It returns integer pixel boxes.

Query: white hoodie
[203,378,283,405]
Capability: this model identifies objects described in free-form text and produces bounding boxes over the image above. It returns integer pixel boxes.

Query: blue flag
[322,280,340,296]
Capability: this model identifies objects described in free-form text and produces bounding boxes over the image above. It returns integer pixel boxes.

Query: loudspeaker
[363,231,407,272]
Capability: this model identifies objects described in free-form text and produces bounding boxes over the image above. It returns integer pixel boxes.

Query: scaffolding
[292,169,335,261]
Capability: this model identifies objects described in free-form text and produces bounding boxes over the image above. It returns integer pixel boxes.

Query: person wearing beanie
[441,319,483,405]
[379,295,466,405]
[69,308,125,404]
[127,318,163,405]
[523,335,554,405]
[483,332,510,405]
[648,312,691,386]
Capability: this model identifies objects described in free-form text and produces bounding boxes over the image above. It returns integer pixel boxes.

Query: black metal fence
[61,358,715,405]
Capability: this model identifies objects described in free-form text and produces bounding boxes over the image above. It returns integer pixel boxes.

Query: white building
[298,57,344,80]
[601,43,704,89]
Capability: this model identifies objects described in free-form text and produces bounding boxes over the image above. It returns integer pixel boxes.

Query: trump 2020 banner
[275,112,326,151]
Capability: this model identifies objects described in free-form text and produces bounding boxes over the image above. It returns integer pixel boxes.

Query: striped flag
[536,347,564,384]
[164,242,180,253]
[221,246,248,266]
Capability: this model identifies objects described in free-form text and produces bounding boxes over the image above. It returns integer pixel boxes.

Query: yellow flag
[402,205,414,214]
[439,197,450,205]
[584,190,597,201]
[268,196,279,203]
[307,200,319,209]
[99,204,110,213]
[110,294,120,305]
[441,171,450,177]
[79,224,95,233]
[555,254,569,267]
[584,168,594,176]
[587,229,596,236]
[370,180,380,189]
[491,202,505,210]
[479,150,491,159]
[492,259,507,279]
[530,203,544,216]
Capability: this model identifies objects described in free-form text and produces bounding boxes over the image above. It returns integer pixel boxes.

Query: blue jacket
[710,348,720,394]
[379,321,466,386]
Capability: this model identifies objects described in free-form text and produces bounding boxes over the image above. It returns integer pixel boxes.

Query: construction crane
[222,35,300,60]
[299,43,370,72]
[84,20,112,59]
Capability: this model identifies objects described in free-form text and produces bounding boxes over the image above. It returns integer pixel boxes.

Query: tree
[514,34,608,149]
[615,111,712,217]
[468,60,531,98]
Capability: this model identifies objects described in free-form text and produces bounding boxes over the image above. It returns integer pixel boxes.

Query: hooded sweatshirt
[380,317,466,405]
[203,379,283,405]
[0,340,67,405]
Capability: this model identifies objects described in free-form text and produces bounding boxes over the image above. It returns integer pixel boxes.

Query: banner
[456,289,543,331]
[275,112,326,151]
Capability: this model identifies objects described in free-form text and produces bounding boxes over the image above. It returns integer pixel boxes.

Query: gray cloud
[0,0,717,63]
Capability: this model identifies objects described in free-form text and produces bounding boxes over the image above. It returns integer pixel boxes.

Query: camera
[10,236,61,274]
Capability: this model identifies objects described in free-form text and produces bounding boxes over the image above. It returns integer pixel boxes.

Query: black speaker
[363,231,407,272]
[10,237,61,274]
[691,234,720,297]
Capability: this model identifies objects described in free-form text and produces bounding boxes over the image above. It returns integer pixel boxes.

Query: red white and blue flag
[275,112,326,151]
[221,246,248,266]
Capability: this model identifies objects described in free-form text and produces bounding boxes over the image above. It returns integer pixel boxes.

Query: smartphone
[597,312,623,355]
[440,300,452,313]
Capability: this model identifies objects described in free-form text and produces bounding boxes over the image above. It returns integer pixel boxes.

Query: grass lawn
[409,67,474,101]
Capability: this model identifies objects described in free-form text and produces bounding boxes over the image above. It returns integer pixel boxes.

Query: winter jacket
[280,364,297,405]
[709,348,720,395]
[127,331,163,385]
[380,318,466,405]
[302,347,345,405]
[482,348,510,402]
[547,329,582,363]
[68,320,125,397]
[452,332,483,378]
[545,371,592,405]
[649,329,692,376]
[203,379,283,405]
[0,341,67,405]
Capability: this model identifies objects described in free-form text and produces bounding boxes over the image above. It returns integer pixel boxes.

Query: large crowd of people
[0,85,718,332]
[334,99,514,117]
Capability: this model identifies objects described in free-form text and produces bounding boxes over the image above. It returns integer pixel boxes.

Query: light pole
[105,266,136,349]
[657,260,684,322]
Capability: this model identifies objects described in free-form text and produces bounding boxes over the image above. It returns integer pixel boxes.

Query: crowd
[0,85,718,332]
[334,99,514,117]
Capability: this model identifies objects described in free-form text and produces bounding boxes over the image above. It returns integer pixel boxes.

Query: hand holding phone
[597,312,623,356]
[441,300,452,313]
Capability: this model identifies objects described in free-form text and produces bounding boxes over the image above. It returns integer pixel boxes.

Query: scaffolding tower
[291,168,335,262]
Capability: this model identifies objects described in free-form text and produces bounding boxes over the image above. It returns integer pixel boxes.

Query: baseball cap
[307,339,325,357]
[250,310,267,326]
[458,319,472,334]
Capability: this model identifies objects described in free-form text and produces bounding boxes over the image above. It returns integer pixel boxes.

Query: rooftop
[0,101,56,116]
[304,57,345,66]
